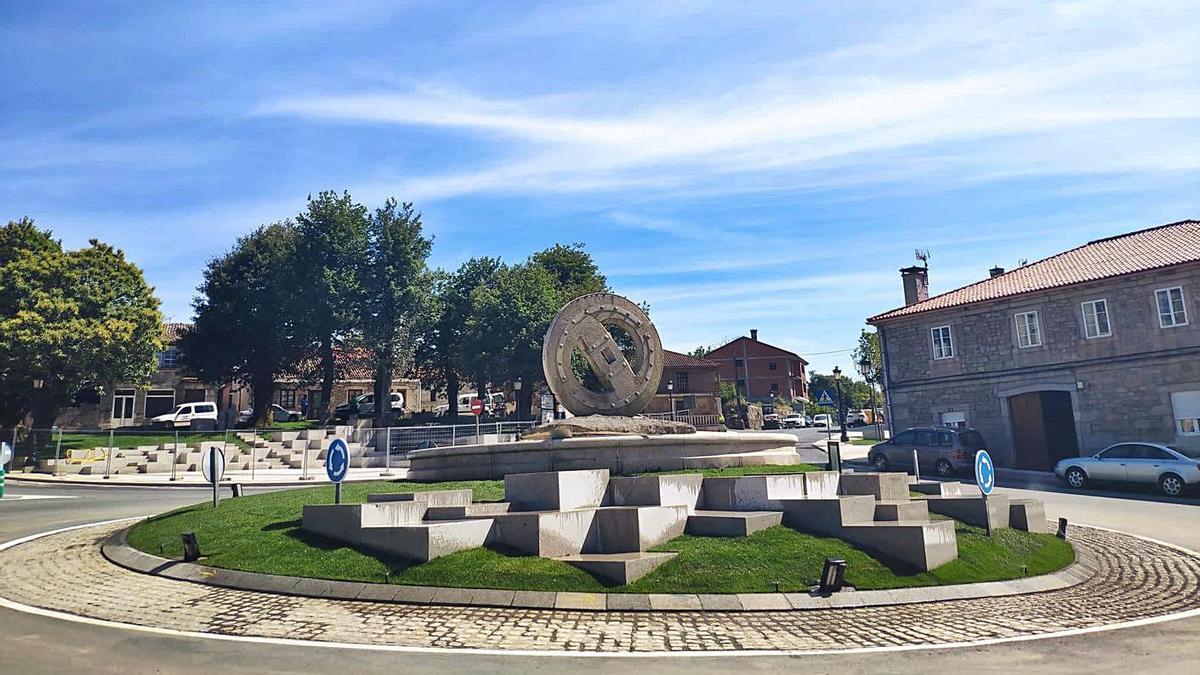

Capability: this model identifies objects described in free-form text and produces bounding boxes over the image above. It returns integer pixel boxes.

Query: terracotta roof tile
[163,322,191,343]
[869,220,1200,323]
[662,350,720,369]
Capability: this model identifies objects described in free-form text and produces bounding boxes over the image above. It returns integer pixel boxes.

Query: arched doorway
[1008,390,1080,470]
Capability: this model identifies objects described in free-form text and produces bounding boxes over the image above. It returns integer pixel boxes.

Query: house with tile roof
[867,220,1200,469]
[705,330,809,403]
[641,350,723,420]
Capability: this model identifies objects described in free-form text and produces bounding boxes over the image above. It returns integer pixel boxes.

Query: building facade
[642,350,722,416]
[868,220,1200,469]
[705,330,809,403]
[54,323,218,429]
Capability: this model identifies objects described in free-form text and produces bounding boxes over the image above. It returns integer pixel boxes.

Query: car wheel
[872,453,890,472]
[1159,473,1185,497]
[290,414,299,422]
[1065,467,1087,489]
[934,458,954,477]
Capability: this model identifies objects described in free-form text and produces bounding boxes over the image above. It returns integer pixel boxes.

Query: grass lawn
[849,438,877,446]
[127,472,1073,593]
[48,430,252,453]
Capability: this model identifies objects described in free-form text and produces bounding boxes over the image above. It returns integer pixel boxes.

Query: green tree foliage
[806,371,874,417]
[293,191,369,421]
[181,223,304,425]
[0,218,163,427]
[358,200,433,427]
[852,329,883,384]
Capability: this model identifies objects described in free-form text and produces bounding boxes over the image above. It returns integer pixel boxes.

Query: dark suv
[868,426,987,477]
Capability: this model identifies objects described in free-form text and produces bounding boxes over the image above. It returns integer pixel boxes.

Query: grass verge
[127,473,1072,593]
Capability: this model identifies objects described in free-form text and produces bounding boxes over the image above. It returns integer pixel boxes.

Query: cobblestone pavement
[1,522,1198,654]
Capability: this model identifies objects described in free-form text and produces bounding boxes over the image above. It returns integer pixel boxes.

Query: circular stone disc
[542,293,663,417]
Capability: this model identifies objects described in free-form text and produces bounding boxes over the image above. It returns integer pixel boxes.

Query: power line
[802,347,855,356]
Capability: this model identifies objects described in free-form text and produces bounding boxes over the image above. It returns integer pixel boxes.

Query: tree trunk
[252,372,275,426]
[517,386,533,422]
[30,392,60,430]
[319,336,335,423]
[446,369,460,419]
[374,353,393,429]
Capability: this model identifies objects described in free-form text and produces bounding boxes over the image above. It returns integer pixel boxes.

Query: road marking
[1,518,1198,658]
[0,494,78,501]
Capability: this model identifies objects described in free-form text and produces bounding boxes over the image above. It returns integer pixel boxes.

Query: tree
[181,223,304,425]
[689,345,712,359]
[852,329,883,385]
[293,191,369,422]
[529,243,607,299]
[0,218,163,428]
[358,200,432,427]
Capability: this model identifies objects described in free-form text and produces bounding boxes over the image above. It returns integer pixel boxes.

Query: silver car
[1054,442,1200,497]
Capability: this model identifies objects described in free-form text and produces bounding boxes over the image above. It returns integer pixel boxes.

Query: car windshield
[1168,445,1200,460]
[958,431,985,449]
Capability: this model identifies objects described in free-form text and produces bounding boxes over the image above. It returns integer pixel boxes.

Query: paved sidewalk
[2,520,1197,654]
[6,467,408,487]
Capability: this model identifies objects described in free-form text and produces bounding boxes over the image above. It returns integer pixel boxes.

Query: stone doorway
[1008,390,1080,470]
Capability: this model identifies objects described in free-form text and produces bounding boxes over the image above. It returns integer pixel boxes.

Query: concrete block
[489,509,597,557]
[356,519,494,562]
[1009,499,1048,533]
[781,495,877,535]
[802,471,842,498]
[505,469,609,511]
[301,501,429,541]
[873,500,929,522]
[558,551,677,585]
[911,481,964,497]
[590,506,688,553]
[685,510,782,537]
[606,474,703,512]
[700,473,808,511]
[925,494,1011,530]
[366,489,473,507]
[839,473,911,501]
[841,520,958,571]
[425,502,511,520]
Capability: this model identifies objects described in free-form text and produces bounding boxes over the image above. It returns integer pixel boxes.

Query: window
[1156,287,1188,328]
[733,357,744,367]
[931,326,954,359]
[940,411,966,429]
[1100,444,1140,459]
[1172,391,1200,436]
[892,430,915,444]
[936,431,953,446]
[735,378,746,390]
[196,403,216,414]
[770,383,779,393]
[913,429,935,445]
[957,430,985,449]
[1015,311,1042,348]
[1081,299,1111,338]
[145,390,175,418]
[347,389,364,403]
[111,388,135,420]
[768,362,777,371]
[1139,446,1173,460]
[156,347,180,369]
[277,389,296,408]
[676,372,689,393]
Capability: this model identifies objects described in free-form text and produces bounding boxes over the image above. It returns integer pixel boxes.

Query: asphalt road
[1,470,1197,674]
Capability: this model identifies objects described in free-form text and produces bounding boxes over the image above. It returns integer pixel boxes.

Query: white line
[1,519,1198,659]
[0,494,78,501]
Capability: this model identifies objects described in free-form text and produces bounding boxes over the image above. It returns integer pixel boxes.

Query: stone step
[1009,499,1048,533]
[304,511,492,563]
[606,474,702,512]
[505,469,609,512]
[685,510,782,537]
[840,473,912,501]
[910,481,964,497]
[840,520,957,571]
[558,551,677,585]
[679,448,805,468]
[367,489,474,507]
[779,495,878,535]
[923,494,1010,530]
[489,509,598,557]
[591,505,689,553]
[873,500,929,522]
[425,502,511,520]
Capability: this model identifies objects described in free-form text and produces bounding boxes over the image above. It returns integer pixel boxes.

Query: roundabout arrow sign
[974,449,995,496]
[326,438,349,504]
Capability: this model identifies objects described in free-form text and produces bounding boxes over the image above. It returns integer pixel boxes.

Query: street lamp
[858,355,881,442]
[513,380,522,421]
[32,378,43,390]
[832,366,848,442]
[666,380,675,420]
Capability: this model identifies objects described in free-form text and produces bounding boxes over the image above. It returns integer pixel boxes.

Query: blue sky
[3,1,1198,376]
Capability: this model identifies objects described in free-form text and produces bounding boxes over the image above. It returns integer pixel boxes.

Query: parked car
[236,404,302,425]
[811,413,832,427]
[1054,442,1200,497]
[762,413,781,429]
[868,426,987,477]
[334,392,405,421]
[149,402,218,429]
[846,410,867,427]
[782,413,807,428]
[432,392,504,416]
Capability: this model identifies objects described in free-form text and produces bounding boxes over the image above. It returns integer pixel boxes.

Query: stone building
[868,220,1200,469]
[642,350,722,417]
[54,323,218,429]
[706,330,809,403]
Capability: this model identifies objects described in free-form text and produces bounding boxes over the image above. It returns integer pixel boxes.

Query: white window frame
[1014,311,1042,348]
[1081,299,1112,339]
[1155,286,1188,328]
[931,325,954,360]
[1172,391,1200,436]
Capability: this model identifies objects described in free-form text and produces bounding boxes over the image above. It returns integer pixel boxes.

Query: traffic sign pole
[210,449,219,508]
[974,449,996,537]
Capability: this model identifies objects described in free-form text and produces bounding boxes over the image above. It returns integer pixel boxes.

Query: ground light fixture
[666,380,674,420]
[513,379,522,420]
[181,532,201,562]
[818,557,847,594]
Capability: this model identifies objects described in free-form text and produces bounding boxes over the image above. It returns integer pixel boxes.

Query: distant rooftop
[663,350,720,369]
[869,220,1200,323]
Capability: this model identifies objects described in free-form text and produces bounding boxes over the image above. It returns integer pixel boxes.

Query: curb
[100,521,1095,613]
[6,473,397,488]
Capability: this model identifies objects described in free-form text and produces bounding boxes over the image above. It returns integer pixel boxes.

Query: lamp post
[832,366,848,442]
[858,355,880,442]
[666,380,675,421]
[513,380,523,421]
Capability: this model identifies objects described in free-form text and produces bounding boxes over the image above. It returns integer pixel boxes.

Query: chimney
[750,329,759,341]
[989,266,1005,278]
[900,266,929,306]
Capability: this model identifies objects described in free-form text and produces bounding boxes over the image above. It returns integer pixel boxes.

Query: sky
[3,0,1198,377]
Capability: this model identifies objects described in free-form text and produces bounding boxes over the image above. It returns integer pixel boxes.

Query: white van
[150,402,218,428]
[433,392,504,415]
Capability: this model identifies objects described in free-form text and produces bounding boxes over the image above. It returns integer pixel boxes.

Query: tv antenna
[914,249,930,268]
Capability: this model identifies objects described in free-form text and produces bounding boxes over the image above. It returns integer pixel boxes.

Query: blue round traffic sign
[325,438,349,483]
[974,449,995,495]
